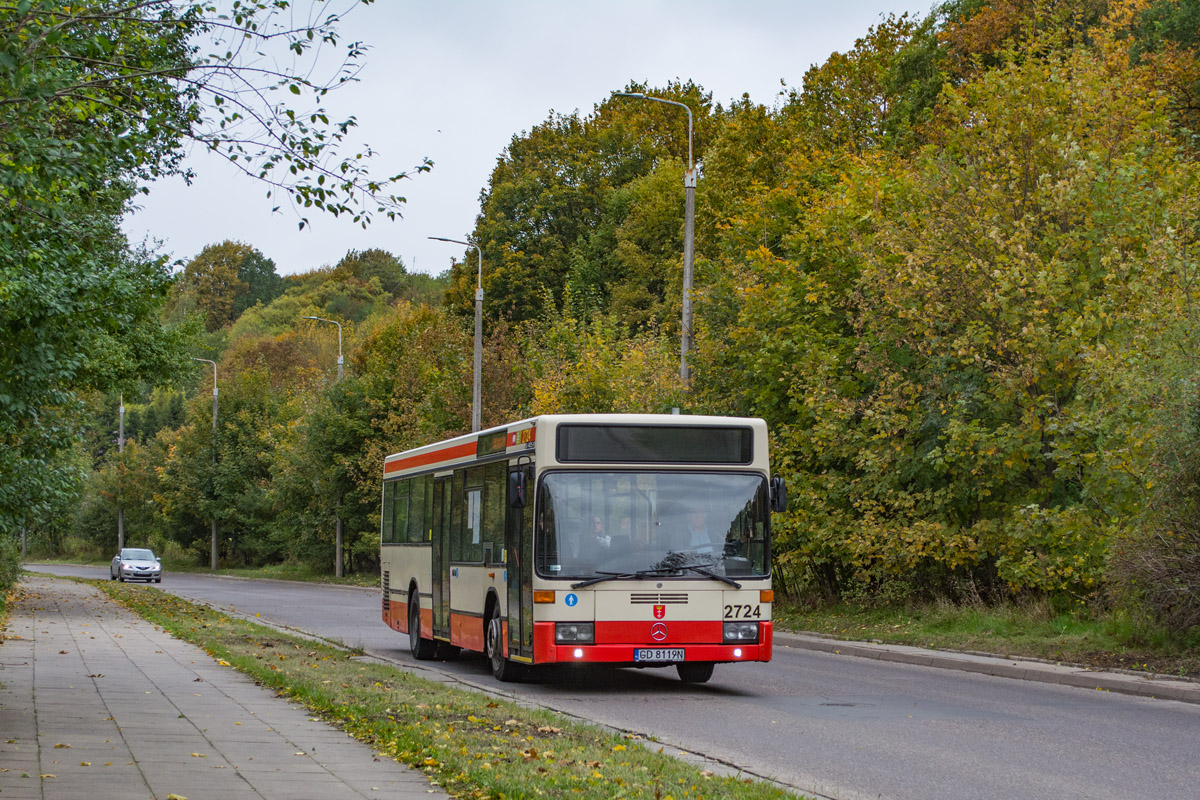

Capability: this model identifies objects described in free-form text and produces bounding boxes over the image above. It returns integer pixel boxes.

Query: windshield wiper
[570,564,742,590]
[676,563,741,588]
[571,569,675,589]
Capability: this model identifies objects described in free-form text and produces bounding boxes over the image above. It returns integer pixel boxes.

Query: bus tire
[676,662,715,683]
[408,593,435,661]
[486,606,524,682]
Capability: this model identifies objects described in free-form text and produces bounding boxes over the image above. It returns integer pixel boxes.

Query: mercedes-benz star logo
[650,622,668,642]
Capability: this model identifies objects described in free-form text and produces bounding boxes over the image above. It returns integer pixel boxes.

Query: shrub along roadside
[0,536,19,619]
[96,582,801,800]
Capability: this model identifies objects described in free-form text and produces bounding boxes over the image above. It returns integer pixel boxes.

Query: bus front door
[506,465,534,662]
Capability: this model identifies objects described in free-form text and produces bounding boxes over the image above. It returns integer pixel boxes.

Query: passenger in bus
[591,515,612,549]
[576,515,614,566]
[724,528,752,557]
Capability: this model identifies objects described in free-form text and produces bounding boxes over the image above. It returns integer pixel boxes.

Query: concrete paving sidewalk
[0,575,449,800]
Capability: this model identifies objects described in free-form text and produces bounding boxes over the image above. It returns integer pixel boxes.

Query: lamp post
[300,315,346,577]
[117,393,125,551]
[429,236,483,432]
[300,315,343,380]
[192,358,219,571]
[614,91,695,387]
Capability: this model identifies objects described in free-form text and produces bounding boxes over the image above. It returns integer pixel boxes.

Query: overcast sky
[122,1,932,277]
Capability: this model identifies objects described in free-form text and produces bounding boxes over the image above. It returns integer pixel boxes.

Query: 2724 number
[724,604,761,619]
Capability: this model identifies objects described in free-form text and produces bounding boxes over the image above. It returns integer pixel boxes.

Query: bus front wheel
[676,662,715,683]
[408,595,435,660]
[486,607,524,682]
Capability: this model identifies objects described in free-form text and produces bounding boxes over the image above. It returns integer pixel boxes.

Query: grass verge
[775,598,1200,679]
[96,581,802,800]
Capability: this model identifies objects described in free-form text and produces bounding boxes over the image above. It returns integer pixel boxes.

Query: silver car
[110,548,162,583]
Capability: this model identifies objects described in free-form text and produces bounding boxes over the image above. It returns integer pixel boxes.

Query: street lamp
[300,315,343,380]
[614,91,696,387]
[299,315,348,577]
[117,393,125,552]
[429,236,483,432]
[192,357,219,571]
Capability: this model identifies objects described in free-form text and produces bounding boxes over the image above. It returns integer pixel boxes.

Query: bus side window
[408,474,430,544]
[484,462,505,563]
[423,474,434,542]
[393,480,410,544]
[450,471,465,559]
[464,465,484,561]
[382,481,395,543]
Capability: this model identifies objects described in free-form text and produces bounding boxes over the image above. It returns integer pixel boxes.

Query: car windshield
[122,549,156,561]
[534,471,769,580]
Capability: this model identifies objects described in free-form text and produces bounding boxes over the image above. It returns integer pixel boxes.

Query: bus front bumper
[532,621,772,664]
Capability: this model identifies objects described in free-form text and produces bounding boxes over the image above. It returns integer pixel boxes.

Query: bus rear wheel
[676,662,715,683]
[408,594,435,660]
[486,606,524,682]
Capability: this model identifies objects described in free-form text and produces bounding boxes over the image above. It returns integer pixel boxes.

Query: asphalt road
[27,564,1200,800]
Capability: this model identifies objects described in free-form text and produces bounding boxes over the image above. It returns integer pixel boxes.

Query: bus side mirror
[509,470,526,509]
[770,475,787,513]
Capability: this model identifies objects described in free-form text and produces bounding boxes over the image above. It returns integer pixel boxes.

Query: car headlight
[555,622,594,644]
[723,621,759,643]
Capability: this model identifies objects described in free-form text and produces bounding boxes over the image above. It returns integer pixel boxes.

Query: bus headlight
[555,622,594,644]
[723,621,759,643]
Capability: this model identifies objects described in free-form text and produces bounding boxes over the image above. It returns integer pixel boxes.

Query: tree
[788,13,929,154]
[334,248,408,296]
[453,81,715,324]
[0,1,419,546]
[182,241,251,331]
[178,240,286,329]
[234,249,287,317]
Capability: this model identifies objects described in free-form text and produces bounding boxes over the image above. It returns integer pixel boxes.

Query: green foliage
[530,305,685,415]
[176,240,287,331]
[1113,389,1200,635]
[1,1,417,541]
[694,10,1200,614]
[788,13,930,153]
[1129,0,1200,57]
[455,80,714,323]
[234,250,287,318]
[0,534,18,592]
[334,248,407,295]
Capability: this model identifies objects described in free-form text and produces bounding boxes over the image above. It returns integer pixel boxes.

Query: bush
[1112,392,1200,635]
[0,535,19,591]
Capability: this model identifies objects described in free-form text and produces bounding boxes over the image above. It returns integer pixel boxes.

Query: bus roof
[381,414,769,478]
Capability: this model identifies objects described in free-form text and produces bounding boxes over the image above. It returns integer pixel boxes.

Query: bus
[379,414,785,683]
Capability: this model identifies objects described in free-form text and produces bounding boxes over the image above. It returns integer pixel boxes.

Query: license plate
[634,648,685,662]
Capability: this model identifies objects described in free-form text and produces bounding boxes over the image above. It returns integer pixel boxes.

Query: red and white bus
[380,414,785,683]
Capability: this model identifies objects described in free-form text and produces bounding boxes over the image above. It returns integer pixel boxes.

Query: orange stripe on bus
[450,612,486,653]
[384,441,477,474]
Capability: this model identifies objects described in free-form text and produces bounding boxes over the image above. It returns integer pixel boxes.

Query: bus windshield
[535,471,769,580]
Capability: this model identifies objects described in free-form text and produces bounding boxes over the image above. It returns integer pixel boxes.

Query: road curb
[774,630,1200,705]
